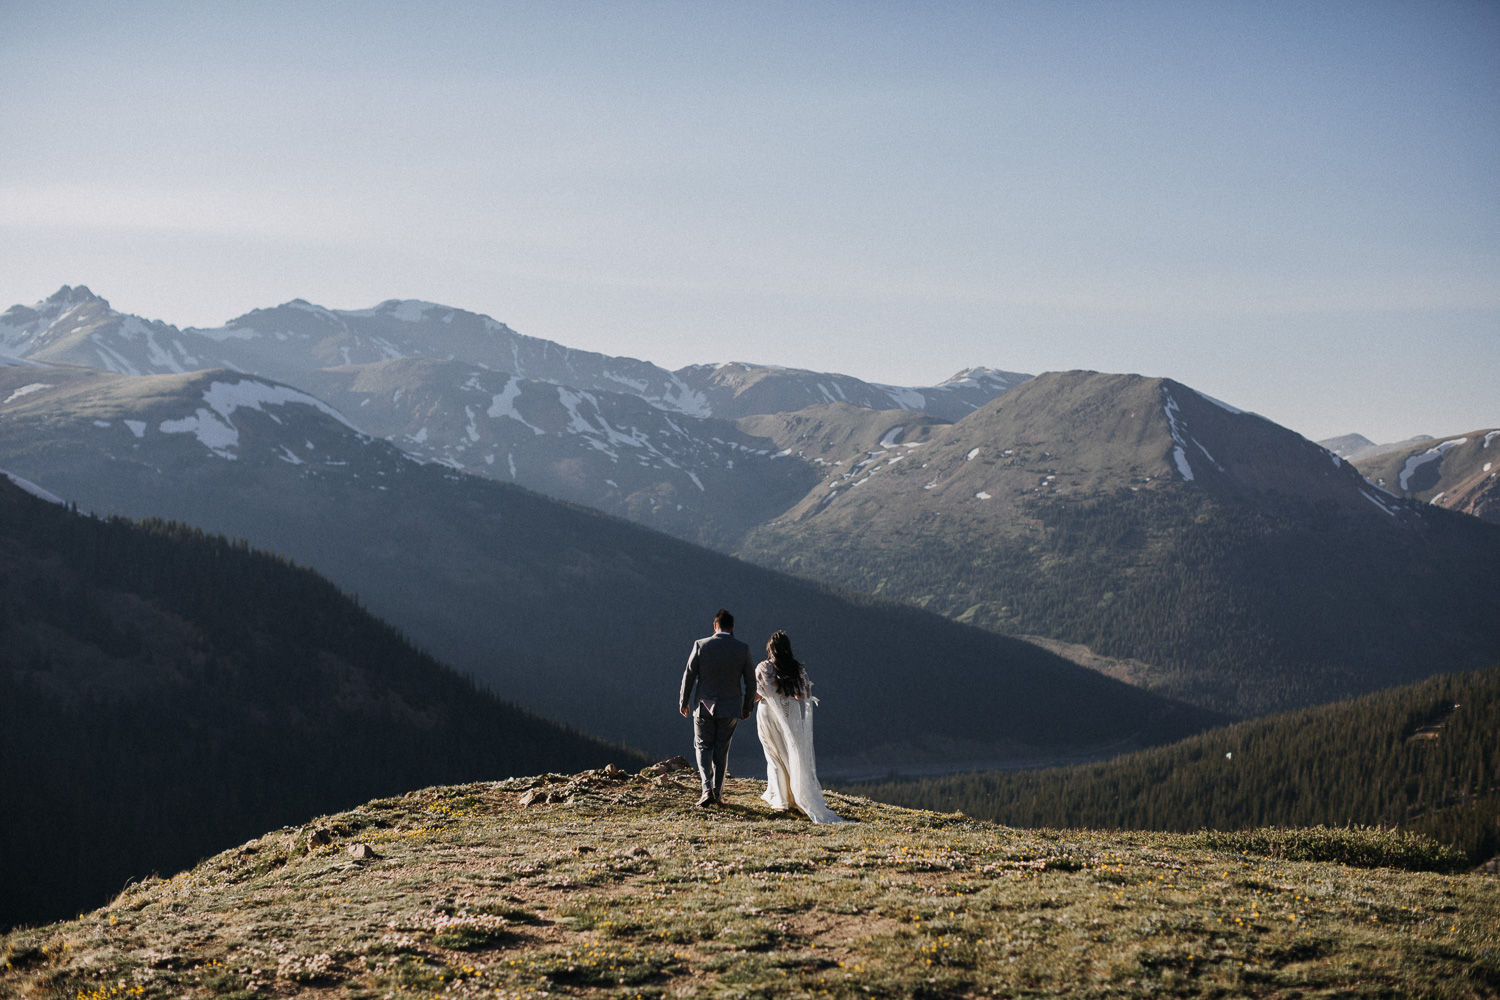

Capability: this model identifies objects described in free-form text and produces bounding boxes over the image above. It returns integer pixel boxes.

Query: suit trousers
[692,713,738,797]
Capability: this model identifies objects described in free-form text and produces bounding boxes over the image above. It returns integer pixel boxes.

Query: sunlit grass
[1,766,1495,999]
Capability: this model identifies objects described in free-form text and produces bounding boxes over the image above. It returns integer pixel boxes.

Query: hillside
[853,666,1500,866]
[1319,432,1435,463]
[734,401,951,467]
[1355,429,1500,524]
[296,357,819,549]
[2,771,1494,999]
[0,364,1219,779]
[0,475,640,932]
[675,362,1029,420]
[739,371,1500,716]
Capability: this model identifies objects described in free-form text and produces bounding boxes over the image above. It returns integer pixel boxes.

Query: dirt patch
[784,910,903,945]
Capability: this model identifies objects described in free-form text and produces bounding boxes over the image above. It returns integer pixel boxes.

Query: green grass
[1184,826,1471,873]
[3,766,1497,999]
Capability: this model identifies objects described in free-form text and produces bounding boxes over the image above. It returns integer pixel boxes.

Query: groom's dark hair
[714,608,734,631]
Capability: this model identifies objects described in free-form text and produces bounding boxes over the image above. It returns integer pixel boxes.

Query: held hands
[680,706,690,717]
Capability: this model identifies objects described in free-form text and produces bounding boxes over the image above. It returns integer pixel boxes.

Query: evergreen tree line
[0,480,644,932]
[849,665,1500,864]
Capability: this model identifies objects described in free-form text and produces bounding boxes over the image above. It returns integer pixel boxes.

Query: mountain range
[0,285,1026,420]
[0,360,1217,780]
[0,286,1025,548]
[1353,430,1500,524]
[4,280,1498,936]
[736,371,1500,716]
[3,284,1496,725]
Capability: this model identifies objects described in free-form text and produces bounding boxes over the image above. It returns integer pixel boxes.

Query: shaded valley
[0,476,640,931]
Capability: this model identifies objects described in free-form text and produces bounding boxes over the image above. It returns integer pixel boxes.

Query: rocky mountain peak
[44,284,107,309]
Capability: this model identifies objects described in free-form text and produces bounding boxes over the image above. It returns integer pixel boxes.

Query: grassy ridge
[1,771,1495,999]
[848,666,1500,864]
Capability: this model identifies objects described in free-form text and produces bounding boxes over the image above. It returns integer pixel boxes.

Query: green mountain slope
[0,365,1220,780]
[0,476,641,932]
[739,371,1500,716]
[734,401,950,468]
[2,773,1495,999]
[852,666,1500,865]
[1355,429,1500,524]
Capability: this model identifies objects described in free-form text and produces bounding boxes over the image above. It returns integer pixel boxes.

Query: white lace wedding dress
[755,661,844,824]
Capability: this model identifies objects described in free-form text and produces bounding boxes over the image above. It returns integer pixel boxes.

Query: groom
[679,608,756,808]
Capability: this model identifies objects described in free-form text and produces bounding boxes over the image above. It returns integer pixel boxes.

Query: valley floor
[3,767,1496,1000]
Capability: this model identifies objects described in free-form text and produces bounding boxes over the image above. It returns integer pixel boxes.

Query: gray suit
[680,632,755,799]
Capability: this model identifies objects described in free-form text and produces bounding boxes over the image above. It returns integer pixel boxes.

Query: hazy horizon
[3,1,1496,442]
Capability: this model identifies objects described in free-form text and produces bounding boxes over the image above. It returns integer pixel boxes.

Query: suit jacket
[680,632,756,719]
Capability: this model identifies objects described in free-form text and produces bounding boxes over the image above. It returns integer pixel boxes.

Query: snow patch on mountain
[121,317,186,374]
[157,379,361,460]
[2,469,65,505]
[1161,392,1194,482]
[1161,388,1224,481]
[160,409,239,458]
[488,379,545,436]
[875,385,926,409]
[1399,438,1468,491]
[93,340,142,376]
[3,383,53,405]
[201,380,359,432]
[1359,488,1401,517]
[390,300,439,323]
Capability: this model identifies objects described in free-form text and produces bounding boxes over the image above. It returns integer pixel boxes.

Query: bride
[754,631,844,824]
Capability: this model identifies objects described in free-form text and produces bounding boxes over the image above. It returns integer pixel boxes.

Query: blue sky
[2,1,1495,441]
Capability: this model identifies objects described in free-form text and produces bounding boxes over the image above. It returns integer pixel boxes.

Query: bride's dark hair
[766,630,807,698]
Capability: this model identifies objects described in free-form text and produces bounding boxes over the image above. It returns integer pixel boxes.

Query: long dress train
[755,661,844,824]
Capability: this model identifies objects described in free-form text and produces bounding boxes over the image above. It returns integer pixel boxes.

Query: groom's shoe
[696,792,714,808]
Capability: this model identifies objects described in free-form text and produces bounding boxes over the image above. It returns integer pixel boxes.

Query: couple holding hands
[678,608,843,824]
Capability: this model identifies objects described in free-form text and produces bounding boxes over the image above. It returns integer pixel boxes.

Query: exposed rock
[640,755,693,779]
[347,843,377,860]
[305,827,333,849]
